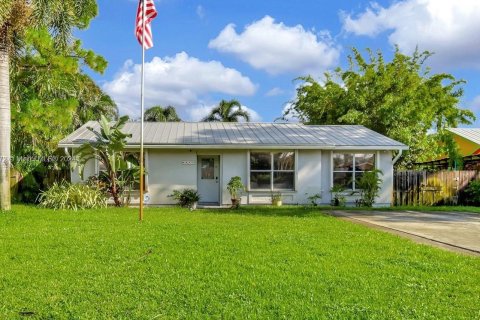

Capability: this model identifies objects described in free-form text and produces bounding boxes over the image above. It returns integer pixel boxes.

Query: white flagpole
[139,0,146,221]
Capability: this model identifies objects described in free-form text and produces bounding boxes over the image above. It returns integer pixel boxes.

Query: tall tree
[144,105,181,122]
[203,99,250,122]
[285,48,475,167]
[0,0,101,210]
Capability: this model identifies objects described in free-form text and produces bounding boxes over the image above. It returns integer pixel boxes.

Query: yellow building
[448,128,480,157]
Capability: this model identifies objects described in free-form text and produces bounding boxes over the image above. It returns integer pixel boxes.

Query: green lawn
[1,206,479,319]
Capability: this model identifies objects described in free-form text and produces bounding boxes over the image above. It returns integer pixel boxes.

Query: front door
[197,156,220,204]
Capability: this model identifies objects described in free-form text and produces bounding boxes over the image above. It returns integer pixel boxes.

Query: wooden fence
[393,170,480,206]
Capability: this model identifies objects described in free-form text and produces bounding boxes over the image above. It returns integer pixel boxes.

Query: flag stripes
[135,0,158,49]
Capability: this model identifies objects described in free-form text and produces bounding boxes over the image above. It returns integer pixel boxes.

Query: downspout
[392,149,403,165]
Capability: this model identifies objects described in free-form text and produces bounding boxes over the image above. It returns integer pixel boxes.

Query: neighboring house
[59,122,407,206]
[419,128,480,170]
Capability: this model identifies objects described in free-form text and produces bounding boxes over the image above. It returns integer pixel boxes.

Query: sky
[77,0,480,125]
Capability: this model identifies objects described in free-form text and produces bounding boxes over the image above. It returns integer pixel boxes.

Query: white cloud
[187,104,262,122]
[103,52,257,119]
[471,95,480,111]
[265,87,284,97]
[209,15,340,76]
[196,5,205,20]
[342,0,480,69]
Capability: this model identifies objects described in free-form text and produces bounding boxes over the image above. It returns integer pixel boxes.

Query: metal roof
[448,128,480,145]
[59,122,408,150]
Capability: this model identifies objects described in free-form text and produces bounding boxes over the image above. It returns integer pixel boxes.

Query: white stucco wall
[377,150,394,206]
[147,149,197,205]
[71,158,95,184]
[70,148,395,207]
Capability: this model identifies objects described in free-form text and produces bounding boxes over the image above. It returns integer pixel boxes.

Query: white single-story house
[59,122,408,206]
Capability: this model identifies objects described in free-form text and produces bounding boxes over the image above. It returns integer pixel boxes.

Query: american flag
[135,0,158,49]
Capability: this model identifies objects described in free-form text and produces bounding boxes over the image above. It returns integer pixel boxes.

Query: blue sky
[78,0,480,125]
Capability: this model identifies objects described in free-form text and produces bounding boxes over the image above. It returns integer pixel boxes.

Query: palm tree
[0,0,97,210]
[203,99,250,122]
[144,105,181,122]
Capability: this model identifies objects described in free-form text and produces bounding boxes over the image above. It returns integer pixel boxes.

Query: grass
[0,205,479,319]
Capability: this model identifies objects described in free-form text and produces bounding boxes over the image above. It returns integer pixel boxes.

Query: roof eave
[58,143,408,151]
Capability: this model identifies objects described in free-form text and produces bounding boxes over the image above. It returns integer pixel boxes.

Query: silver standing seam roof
[58,122,408,150]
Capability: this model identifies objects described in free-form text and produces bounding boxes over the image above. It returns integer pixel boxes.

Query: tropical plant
[356,169,383,207]
[1,0,104,210]
[203,99,250,122]
[227,176,245,208]
[284,48,475,168]
[330,185,346,207]
[169,188,200,209]
[144,105,181,122]
[76,115,140,207]
[227,176,245,200]
[37,182,107,211]
[305,193,322,207]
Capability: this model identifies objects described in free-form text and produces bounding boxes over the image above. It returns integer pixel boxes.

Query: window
[201,158,215,179]
[333,153,375,190]
[250,151,295,190]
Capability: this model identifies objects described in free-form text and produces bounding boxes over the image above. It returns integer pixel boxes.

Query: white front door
[197,156,220,204]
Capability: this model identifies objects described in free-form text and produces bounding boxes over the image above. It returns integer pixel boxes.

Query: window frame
[331,152,376,191]
[248,150,297,191]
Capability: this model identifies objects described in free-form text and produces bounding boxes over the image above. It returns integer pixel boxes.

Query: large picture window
[250,151,295,190]
[333,153,375,190]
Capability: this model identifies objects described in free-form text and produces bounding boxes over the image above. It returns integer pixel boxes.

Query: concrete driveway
[330,210,480,255]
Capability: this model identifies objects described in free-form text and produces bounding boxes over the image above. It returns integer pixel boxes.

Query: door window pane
[355,154,375,171]
[250,152,271,170]
[274,172,294,190]
[333,153,354,171]
[274,152,295,170]
[250,172,271,189]
[333,172,353,190]
[201,158,215,179]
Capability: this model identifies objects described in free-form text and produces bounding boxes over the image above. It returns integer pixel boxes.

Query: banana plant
[76,115,140,206]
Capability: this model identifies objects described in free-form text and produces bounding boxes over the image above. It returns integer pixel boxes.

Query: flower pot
[190,202,198,211]
[272,200,282,207]
[231,198,240,208]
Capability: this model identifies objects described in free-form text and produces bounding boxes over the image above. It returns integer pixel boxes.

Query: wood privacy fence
[393,170,480,206]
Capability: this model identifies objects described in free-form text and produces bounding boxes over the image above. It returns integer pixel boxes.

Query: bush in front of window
[169,189,201,210]
[356,169,383,207]
[37,182,108,211]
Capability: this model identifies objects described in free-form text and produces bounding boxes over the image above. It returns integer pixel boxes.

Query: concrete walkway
[330,210,480,255]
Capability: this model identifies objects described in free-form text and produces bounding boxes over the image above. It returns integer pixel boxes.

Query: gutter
[392,149,403,165]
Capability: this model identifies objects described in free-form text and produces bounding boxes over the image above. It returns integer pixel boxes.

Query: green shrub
[169,189,200,209]
[356,169,383,207]
[227,176,245,200]
[330,185,346,207]
[464,180,480,205]
[37,182,108,211]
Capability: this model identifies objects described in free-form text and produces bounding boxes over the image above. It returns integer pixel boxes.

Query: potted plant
[330,185,346,207]
[169,188,201,210]
[271,192,282,206]
[227,176,245,208]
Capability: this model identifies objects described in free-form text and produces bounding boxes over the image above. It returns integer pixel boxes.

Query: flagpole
[139,0,146,221]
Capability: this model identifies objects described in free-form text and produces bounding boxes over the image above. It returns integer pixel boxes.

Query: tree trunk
[0,27,11,211]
